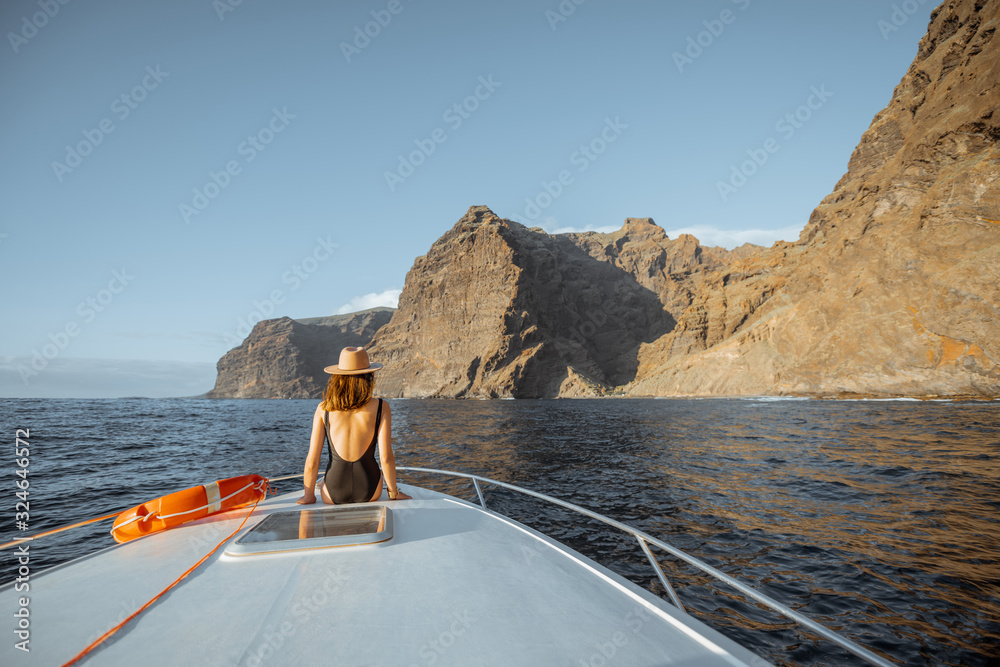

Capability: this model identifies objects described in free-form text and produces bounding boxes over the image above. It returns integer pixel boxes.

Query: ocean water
[1,397,998,666]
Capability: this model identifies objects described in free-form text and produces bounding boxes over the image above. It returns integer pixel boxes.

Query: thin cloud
[336,289,401,315]
[663,224,806,249]
[537,217,620,235]
[537,217,804,248]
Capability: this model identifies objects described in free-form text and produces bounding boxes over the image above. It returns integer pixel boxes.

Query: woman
[297,346,410,505]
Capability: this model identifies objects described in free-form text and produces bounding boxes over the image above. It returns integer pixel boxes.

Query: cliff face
[369,0,998,399]
[630,0,1000,397]
[206,309,392,399]
[366,207,764,398]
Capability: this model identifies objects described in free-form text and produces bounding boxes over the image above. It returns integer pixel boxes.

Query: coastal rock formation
[629,0,1000,397]
[206,308,392,399]
[369,0,999,398]
[366,207,769,397]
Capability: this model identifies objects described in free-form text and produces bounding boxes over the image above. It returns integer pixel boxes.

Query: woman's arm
[377,401,410,500]
[297,405,326,504]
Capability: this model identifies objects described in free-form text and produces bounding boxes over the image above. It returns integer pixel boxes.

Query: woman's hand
[389,490,411,501]
[297,489,317,505]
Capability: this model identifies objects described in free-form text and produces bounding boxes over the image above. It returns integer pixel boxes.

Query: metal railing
[398,466,894,667]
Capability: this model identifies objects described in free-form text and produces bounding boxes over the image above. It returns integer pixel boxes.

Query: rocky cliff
[206,308,392,399]
[368,0,999,399]
[367,209,701,397]
[366,204,796,397]
[629,0,1000,397]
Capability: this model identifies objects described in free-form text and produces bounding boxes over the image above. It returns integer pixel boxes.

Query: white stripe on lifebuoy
[205,482,222,514]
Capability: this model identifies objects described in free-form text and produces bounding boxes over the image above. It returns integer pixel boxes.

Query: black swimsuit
[323,399,383,504]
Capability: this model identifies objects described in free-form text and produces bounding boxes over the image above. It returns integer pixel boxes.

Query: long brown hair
[321,372,375,411]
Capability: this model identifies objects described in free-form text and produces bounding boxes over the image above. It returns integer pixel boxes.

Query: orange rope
[60,481,270,667]
[0,511,121,551]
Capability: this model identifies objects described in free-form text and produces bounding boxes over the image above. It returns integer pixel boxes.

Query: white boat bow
[0,468,893,666]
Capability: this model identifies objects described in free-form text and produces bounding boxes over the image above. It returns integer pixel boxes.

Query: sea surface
[2,397,999,666]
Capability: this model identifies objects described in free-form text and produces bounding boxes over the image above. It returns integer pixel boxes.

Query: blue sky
[0,0,937,398]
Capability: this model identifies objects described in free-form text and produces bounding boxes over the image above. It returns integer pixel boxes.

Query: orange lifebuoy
[111,475,268,543]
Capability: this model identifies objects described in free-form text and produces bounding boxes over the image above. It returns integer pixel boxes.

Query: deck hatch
[225,505,392,555]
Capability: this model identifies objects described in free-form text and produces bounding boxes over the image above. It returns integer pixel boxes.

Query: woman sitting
[298,346,410,504]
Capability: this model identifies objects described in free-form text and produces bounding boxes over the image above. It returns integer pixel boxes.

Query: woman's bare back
[323,397,380,461]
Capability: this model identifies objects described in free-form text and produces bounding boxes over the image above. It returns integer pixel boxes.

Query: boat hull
[1,484,771,666]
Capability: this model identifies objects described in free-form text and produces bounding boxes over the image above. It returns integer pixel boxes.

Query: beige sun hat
[323,346,383,375]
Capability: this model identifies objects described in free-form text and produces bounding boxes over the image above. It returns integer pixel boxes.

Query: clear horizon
[1,0,939,398]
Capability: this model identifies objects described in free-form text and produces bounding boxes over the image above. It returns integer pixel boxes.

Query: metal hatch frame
[225,504,393,555]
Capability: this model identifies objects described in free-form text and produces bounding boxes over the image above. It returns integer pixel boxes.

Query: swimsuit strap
[370,399,383,447]
[323,409,341,463]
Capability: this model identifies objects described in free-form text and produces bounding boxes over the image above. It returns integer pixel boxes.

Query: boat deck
[2,485,770,665]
